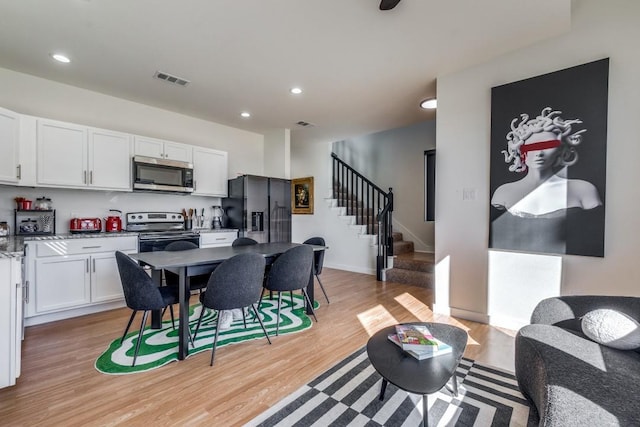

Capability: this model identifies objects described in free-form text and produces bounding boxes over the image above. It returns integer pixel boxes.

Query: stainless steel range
[126,212,199,252]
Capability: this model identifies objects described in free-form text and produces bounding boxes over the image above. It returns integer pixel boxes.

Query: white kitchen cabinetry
[88,128,133,190]
[35,255,90,312]
[134,135,192,162]
[37,119,132,190]
[25,236,137,324]
[0,256,22,388]
[0,107,20,184]
[37,119,87,187]
[200,231,237,248]
[192,147,228,196]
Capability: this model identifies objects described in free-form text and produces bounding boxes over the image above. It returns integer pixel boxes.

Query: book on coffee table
[388,334,453,360]
[395,324,439,351]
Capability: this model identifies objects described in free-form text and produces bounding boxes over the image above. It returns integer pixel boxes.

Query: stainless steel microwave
[132,155,194,193]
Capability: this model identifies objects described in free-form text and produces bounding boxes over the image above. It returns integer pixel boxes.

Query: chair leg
[193,305,206,342]
[242,307,247,329]
[316,274,330,304]
[210,310,221,366]
[251,303,271,344]
[276,292,282,336]
[289,291,294,308]
[132,310,149,367]
[121,310,137,344]
[168,304,176,330]
[301,288,318,322]
[259,287,266,306]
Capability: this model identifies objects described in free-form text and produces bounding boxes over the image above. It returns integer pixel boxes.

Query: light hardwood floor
[0,268,516,426]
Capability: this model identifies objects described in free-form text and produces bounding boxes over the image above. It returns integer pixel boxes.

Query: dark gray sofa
[515,295,640,426]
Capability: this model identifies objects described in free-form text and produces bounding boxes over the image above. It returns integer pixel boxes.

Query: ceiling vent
[296,121,315,127]
[153,71,190,87]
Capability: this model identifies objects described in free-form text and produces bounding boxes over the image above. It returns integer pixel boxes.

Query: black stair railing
[331,153,393,280]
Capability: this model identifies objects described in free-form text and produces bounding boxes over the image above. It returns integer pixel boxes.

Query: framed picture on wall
[292,177,314,214]
[489,58,609,257]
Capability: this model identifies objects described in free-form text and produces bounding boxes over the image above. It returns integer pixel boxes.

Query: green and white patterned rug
[95,294,318,375]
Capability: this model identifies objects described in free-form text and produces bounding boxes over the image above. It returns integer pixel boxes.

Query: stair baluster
[331,153,393,280]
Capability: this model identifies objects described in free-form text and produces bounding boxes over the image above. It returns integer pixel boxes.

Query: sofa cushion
[581,309,640,350]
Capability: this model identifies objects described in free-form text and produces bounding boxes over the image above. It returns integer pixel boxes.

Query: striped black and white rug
[248,347,538,426]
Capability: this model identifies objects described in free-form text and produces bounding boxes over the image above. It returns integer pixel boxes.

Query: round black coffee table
[366,323,468,426]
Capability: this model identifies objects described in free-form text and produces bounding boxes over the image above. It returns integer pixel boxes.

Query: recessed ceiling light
[51,53,71,63]
[240,112,251,118]
[420,98,437,109]
[290,87,303,95]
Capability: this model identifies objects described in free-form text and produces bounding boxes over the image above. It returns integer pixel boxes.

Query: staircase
[330,152,434,286]
[385,236,435,288]
[330,186,434,288]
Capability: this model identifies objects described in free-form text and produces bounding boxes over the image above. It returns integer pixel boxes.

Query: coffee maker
[211,206,224,229]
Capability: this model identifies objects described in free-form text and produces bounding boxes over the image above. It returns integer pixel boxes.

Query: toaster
[69,218,102,233]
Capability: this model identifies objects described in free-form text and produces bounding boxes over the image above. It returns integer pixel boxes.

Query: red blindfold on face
[519,139,561,163]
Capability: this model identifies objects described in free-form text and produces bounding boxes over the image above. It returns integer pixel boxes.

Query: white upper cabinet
[37,119,87,187]
[0,107,21,184]
[134,135,192,163]
[192,146,228,197]
[37,119,132,190]
[88,128,132,190]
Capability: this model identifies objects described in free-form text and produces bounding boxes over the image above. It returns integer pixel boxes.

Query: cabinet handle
[17,164,21,179]
[92,258,96,273]
[82,246,102,249]
[216,237,226,240]
[83,170,87,184]
[86,259,89,273]
[90,170,93,184]
[194,180,197,191]
[24,280,29,303]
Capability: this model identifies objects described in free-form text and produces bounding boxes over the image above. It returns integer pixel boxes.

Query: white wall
[435,0,640,328]
[291,140,377,273]
[263,128,291,179]
[0,67,264,179]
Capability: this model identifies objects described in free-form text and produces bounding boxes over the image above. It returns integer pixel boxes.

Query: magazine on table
[394,324,439,351]
[388,333,453,360]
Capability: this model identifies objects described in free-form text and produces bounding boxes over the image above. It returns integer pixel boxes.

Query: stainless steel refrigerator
[222,175,291,243]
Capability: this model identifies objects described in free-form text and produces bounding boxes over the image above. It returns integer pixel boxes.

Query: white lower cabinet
[0,256,22,388]
[25,236,137,323]
[35,255,90,313]
[200,231,237,248]
[91,252,125,303]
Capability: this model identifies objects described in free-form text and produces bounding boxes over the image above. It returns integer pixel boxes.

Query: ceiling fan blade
[379,0,402,10]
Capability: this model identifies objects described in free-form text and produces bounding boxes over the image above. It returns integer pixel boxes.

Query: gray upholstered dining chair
[261,245,317,336]
[115,251,181,367]
[232,237,258,247]
[303,236,329,304]
[163,240,209,294]
[192,252,271,366]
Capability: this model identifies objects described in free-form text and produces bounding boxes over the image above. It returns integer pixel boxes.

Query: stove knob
[171,215,176,219]
[138,215,143,219]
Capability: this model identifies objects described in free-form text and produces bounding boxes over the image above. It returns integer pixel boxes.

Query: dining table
[128,242,326,360]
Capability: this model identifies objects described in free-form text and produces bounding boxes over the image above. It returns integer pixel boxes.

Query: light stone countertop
[0,229,239,256]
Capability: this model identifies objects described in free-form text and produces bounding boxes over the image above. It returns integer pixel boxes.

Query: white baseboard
[324,262,376,276]
[487,314,527,331]
[25,300,126,327]
[434,302,489,325]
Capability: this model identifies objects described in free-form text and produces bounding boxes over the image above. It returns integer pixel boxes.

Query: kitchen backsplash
[0,186,221,233]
